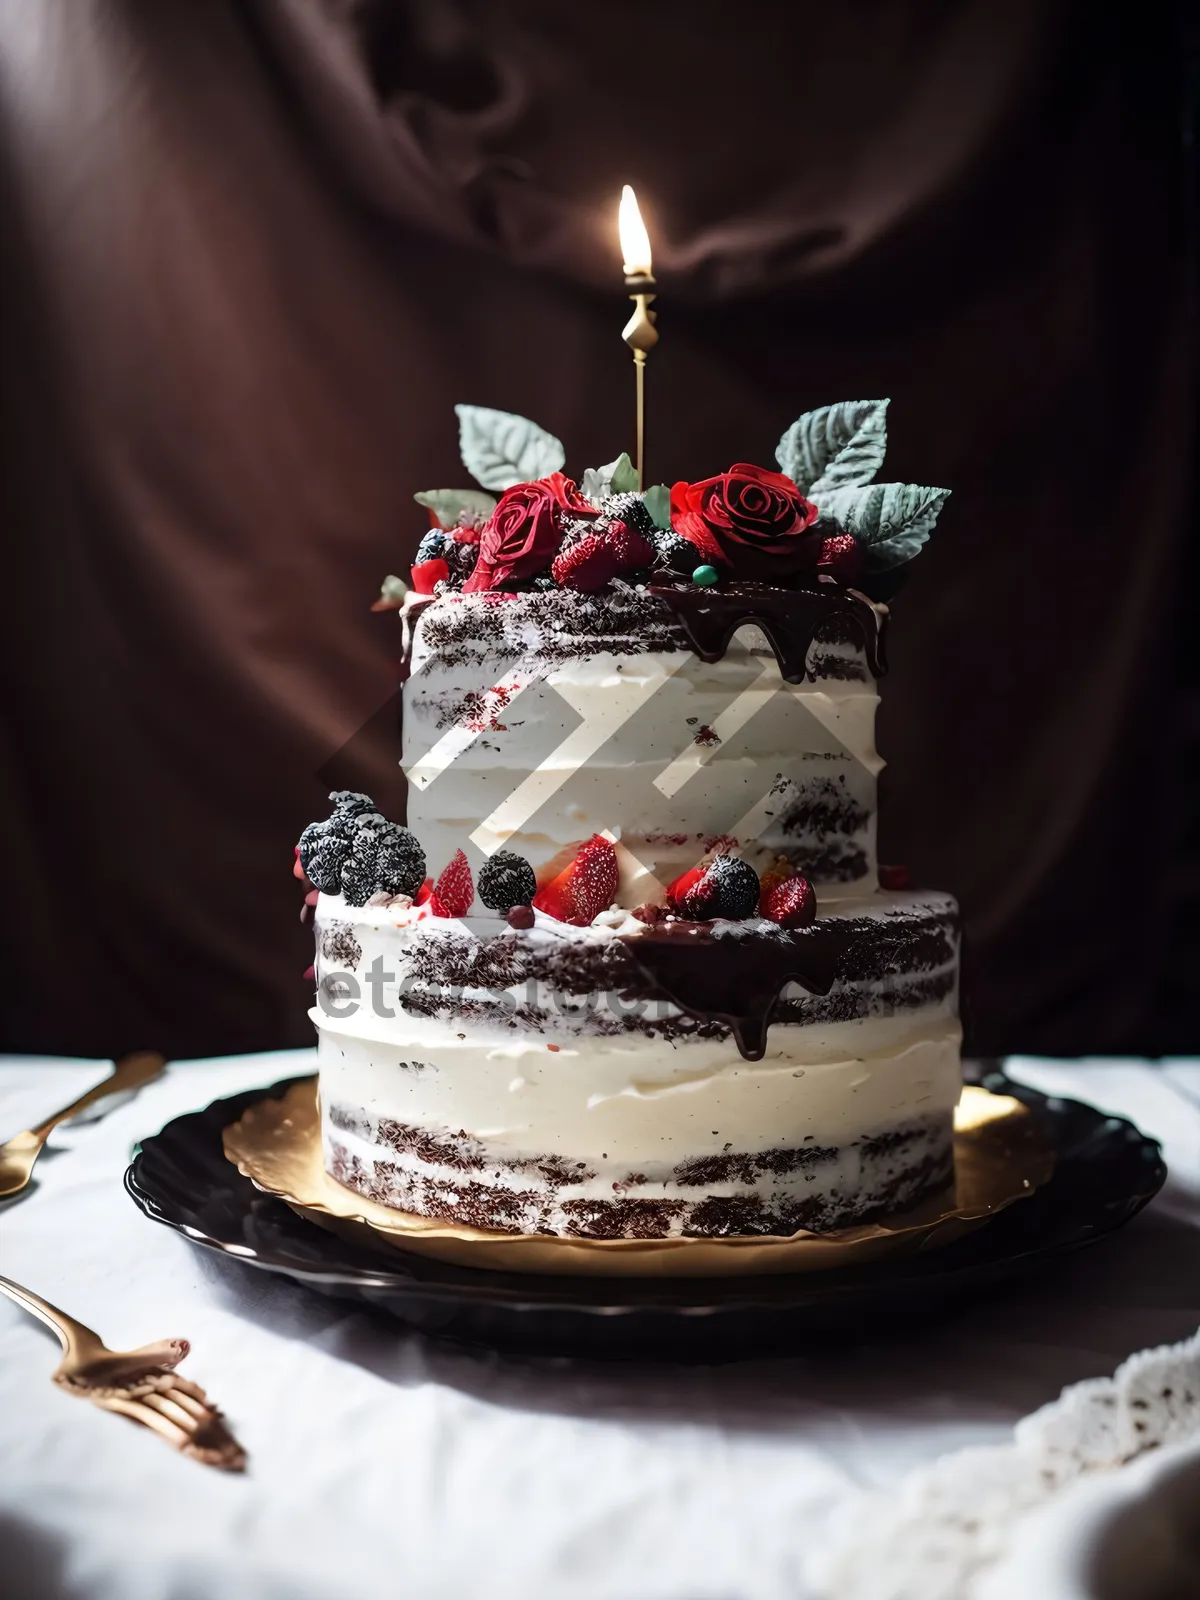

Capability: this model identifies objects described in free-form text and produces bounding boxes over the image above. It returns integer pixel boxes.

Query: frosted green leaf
[379,574,408,602]
[642,484,671,529]
[455,404,565,491]
[580,452,638,504]
[413,488,497,529]
[816,483,950,570]
[776,399,889,494]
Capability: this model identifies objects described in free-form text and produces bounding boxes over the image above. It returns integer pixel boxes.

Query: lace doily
[806,1328,1200,1600]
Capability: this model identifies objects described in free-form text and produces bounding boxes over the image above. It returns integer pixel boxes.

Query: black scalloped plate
[125,1073,1165,1360]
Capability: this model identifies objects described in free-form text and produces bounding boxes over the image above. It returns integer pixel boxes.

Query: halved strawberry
[664,865,705,912]
[414,876,434,905]
[429,850,473,917]
[532,835,619,925]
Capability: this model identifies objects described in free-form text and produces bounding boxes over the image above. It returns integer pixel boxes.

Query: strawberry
[532,834,619,925]
[429,850,473,917]
[664,865,705,913]
[762,875,816,929]
[410,557,450,594]
[552,530,621,593]
[551,520,654,593]
[414,876,434,906]
[603,519,654,568]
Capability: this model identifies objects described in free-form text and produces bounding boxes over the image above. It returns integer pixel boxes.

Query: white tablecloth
[1,1052,1198,1600]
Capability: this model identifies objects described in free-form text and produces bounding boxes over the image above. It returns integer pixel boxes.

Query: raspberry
[532,835,619,925]
[817,533,864,585]
[429,848,474,917]
[879,863,913,891]
[757,856,796,909]
[762,875,816,929]
[478,849,536,912]
[416,529,449,565]
[506,904,535,929]
[678,856,760,921]
[340,815,389,907]
[374,822,426,899]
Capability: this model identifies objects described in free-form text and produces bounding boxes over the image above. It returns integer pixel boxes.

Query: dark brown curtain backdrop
[0,0,1190,1060]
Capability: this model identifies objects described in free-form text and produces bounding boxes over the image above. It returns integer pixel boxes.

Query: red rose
[463,474,596,593]
[670,463,820,577]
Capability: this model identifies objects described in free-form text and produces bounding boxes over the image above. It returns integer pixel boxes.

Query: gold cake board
[223,1080,1054,1279]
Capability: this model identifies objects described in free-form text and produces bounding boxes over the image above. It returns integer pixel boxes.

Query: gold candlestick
[619,186,657,489]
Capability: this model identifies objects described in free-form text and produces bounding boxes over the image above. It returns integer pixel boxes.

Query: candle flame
[619,185,652,278]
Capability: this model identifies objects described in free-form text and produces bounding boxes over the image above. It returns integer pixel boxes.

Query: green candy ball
[692,564,720,588]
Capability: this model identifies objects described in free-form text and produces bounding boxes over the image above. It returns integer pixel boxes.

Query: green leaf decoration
[642,483,671,529]
[580,452,638,504]
[380,574,409,600]
[776,399,889,495]
[414,488,497,529]
[815,483,950,570]
[455,404,565,491]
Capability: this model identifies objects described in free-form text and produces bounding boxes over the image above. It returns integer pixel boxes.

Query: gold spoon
[0,1273,246,1470]
[0,1050,165,1199]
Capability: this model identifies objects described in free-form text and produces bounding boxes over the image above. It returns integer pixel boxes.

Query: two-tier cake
[297,400,961,1238]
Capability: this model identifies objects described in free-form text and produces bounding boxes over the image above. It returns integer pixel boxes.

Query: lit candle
[619,186,658,490]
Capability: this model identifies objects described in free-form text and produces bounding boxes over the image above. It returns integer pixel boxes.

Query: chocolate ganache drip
[619,917,925,1060]
[650,581,887,683]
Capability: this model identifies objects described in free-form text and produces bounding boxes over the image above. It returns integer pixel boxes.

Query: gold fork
[0,1274,246,1471]
[0,1051,166,1199]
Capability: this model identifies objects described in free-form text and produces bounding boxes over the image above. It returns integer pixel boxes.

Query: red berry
[415,876,434,905]
[506,903,535,929]
[430,849,473,917]
[603,519,654,569]
[664,866,705,912]
[879,863,913,891]
[763,875,816,929]
[551,521,654,592]
[552,531,621,593]
[817,533,864,586]
[532,835,619,925]
[410,557,450,594]
[302,965,315,983]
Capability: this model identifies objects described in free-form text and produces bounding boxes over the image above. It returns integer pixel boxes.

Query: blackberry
[601,492,657,537]
[681,855,761,921]
[340,815,388,907]
[374,821,426,899]
[329,791,377,823]
[416,528,449,565]
[478,849,537,912]
[306,830,353,894]
[651,528,702,577]
[296,819,327,874]
[444,537,479,580]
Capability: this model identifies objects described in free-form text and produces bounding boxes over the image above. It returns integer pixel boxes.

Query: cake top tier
[375,397,950,615]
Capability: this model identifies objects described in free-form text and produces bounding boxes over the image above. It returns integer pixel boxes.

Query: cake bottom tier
[315,1015,962,1239]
